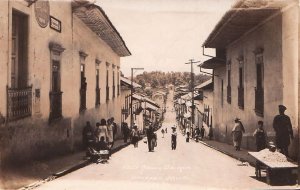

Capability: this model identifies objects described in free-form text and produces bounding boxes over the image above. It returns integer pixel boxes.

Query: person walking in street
[231,118,245,151]
[171,126,177,150]
[253,121,267,151]
[131,124,139,148]
[194,127,200,142]
[82,121,94,157]
[273,105,294,157]
[200,126,205,140]
[165,128,167,134]
[161,128,165,138]
[186,127,190,142]
[147,125,155,152]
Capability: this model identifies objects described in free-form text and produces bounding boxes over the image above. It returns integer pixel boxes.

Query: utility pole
[185,59,201,130]
[130,68,144,129]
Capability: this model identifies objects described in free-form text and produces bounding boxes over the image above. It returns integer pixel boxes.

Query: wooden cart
[249,152,298,185]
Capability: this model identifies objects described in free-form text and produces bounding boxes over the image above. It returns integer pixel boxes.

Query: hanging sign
[34,0,50,28]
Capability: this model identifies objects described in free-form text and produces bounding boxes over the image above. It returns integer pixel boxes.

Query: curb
[198,140,256,167]
[19,141,131,190]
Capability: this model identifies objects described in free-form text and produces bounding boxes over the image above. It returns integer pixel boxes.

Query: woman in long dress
[106,118,114,148]
[232,118,245,151]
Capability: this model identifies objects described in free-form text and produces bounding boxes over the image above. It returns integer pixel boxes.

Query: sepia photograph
[0,0,299,189]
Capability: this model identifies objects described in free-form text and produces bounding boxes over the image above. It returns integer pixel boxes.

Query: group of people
[82,117,118,163]
[232,105,294,157]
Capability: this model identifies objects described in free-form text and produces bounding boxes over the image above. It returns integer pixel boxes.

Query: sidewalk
[197,139,257,166]
[0,139,130,190]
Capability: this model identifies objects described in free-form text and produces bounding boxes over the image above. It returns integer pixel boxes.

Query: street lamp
[130,68,144,128]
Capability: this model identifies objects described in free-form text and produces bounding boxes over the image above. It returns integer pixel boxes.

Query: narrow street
[35,91,274,190]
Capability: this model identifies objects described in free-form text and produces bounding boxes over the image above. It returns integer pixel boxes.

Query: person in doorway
[171,126,177,150]
[253,121,267,151]
[186,127,190,142]
[161,128,165,138]
[200,126,205,140]
[273,105,294,157]
[231,118,245,151]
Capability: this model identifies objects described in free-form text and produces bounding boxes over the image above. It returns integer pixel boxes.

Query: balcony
[255,87,264,117]
[49,91,63,122]
[7,86,32,121]
[95,87,100,107]
[227,86,231,104]
[238,86,244,109]
[106,86,109,101]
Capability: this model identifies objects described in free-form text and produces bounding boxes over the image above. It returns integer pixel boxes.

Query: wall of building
[212,7,298,159]
[0,1,125,166]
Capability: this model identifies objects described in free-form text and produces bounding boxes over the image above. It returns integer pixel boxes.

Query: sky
[96,0,235,77]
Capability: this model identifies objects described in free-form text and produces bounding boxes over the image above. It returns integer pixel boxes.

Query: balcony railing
[49,91,63,122]
[238,86,244,109]
[7,86,32,121]
[227,86,231,104]
[106,86,109,101]
[255,87,264,117]
[95,87,100,107]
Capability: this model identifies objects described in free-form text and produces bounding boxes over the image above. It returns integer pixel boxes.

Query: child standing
[253,121,267,151]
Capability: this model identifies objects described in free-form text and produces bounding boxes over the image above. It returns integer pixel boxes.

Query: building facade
[0,0,130,166]
[201,0,299,158]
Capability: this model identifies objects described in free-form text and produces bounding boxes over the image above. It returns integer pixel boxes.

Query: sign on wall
[34,0,50,28]
[50,16,61,33]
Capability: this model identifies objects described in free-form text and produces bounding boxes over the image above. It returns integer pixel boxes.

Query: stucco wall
[212,7,298,158]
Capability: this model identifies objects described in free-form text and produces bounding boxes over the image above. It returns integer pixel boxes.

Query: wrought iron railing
[238,86,244,109]
[95,87,100,107]
[7,86,32,121]
[49,91,63,122]
[106,86,109,101]
[227,85,231,104]
[255,87,264,116]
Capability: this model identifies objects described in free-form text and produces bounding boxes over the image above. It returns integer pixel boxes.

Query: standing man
[273,105,294,157]
[171,126,177,150]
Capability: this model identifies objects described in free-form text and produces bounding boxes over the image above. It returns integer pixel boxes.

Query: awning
[185,101,192,107]
[121,77,141,88]
[142,103,159,111]
[200,58,225,69]
[203,0,295,48]
[73,3,131,57]
[195,79,213,90]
